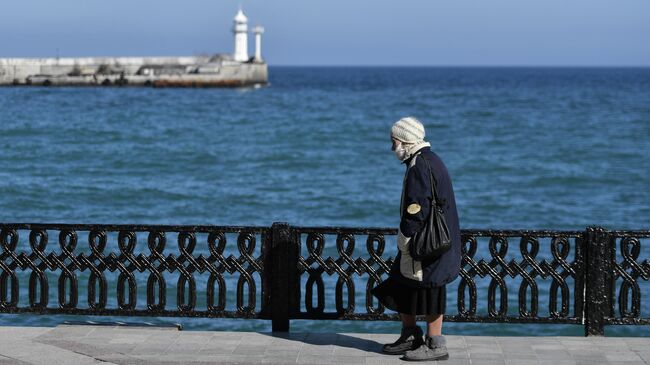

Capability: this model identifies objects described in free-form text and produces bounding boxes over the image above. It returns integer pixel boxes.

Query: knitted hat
[391,116,426,143]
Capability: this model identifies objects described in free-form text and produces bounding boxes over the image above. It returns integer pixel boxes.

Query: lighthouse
[252,26,264,62]
[232,9,249,62]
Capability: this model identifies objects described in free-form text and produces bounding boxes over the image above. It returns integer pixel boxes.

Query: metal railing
[0,223,648,335]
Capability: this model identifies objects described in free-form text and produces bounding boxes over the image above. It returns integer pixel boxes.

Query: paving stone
[109,334,151,344]
[466,336,500,345]
[470,360,506,365]
[268,332,308,341]
[339,332,374,340]
[330,356,367,364]
[0,355,32,365]
[469,352,506,360]
[503,351,537,360]
[572,357,608,365]
[299,344,336,355]
[174,335,213,346]
[574,361,605,365]
[36,339,116,357]
[447,349,470,359]
[623,338,650,346]
[297,353,332,364]
[165,342,207,355]
[197,346,236,355]
[50,325,97,338]
[133,333,179,344]
[532,344,566,351]
[129,342,175,355]
[468,345,504,354]
[211,332,244,339]
[535,350,573,360]
[261,355,300,364]
[372,334,396,341]
[336,337,378,350]
[605,352,644,362]
[364,357,403,365]
[99,343,138,354]
[565,342,598,350]
[366,357,404,365]
[446,337,467,349]
[266,342,303,351]
[505,360,539,365]
[500,344,534,354]
[442,359,471,365]
[570,353,608,361]
[2,326,650,365]
[95,355,144,365]
[637,352,650,363]
[303,336,337,346]
[333,346,372,356]
[213,354,267,364]
[0,327,50,340]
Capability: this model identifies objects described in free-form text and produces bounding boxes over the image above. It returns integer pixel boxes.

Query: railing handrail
[5,223,648,235]
[0,222,270,232]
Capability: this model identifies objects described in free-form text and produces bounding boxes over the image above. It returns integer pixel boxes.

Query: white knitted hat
[391,116,426,143]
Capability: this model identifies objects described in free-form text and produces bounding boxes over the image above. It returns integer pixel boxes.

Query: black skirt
[370,277,446,316]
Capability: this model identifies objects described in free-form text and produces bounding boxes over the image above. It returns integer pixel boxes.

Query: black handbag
[408,156,451,261]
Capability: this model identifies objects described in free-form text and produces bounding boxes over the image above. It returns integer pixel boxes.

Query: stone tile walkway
[0,325,648,364]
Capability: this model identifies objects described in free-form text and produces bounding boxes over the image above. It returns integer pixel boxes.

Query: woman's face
[391,138,400,151]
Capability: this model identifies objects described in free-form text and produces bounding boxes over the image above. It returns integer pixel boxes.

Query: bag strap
[419,154,442,209]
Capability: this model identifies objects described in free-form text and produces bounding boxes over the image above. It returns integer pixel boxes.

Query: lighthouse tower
[252,26,264,62]
[232,9,249,62]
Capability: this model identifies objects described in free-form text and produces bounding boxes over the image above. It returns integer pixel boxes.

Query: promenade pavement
[0,324,648,364]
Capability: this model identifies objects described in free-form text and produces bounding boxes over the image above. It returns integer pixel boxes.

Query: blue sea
[0,67,649,336]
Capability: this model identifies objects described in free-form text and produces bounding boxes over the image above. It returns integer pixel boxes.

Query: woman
[371,116,461,361]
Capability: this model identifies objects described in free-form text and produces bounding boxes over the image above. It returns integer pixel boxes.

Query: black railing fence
[0,223,648,336]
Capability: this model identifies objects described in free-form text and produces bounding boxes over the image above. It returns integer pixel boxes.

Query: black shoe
[382,326,424,355]
[402,335,449,361]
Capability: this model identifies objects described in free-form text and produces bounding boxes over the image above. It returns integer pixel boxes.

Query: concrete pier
[0,56,268,87]
[0,324,648,364]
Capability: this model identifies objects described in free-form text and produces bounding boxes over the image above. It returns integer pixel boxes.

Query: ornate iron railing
[0,224,269,318]
[607,231,650,326]
[1,223,648,335]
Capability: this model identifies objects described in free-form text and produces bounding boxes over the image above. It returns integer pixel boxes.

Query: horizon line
[267,64,650,68]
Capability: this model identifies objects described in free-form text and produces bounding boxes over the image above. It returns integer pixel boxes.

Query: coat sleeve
[399,158,432,238]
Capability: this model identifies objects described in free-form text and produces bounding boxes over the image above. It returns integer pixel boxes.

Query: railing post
[584,226,613,336]
[271,222,293,332]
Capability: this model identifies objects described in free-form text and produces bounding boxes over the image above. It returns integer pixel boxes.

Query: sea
[0,67,649,336]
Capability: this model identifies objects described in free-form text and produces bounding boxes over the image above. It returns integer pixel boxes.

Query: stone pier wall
[0,56,268,87]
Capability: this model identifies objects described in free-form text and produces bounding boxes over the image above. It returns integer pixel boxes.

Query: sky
[1,0,649,66]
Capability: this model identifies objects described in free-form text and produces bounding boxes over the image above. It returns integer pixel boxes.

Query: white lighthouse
[252,26,264,62]
[232,9,249,62]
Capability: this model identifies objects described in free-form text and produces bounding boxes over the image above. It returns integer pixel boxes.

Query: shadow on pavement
[261,331,387,354]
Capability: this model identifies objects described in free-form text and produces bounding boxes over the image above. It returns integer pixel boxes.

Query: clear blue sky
[2,0,649,66]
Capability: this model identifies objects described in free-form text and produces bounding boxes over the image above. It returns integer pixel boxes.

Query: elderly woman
[371,117,461,361]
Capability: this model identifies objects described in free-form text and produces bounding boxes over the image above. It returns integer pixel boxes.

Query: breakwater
[1,223,648,335]
[0,56,268,87]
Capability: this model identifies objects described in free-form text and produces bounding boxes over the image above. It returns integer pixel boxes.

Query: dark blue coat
[390,147,461,288]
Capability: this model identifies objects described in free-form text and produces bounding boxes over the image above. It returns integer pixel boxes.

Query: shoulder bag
[408,156,451,261]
